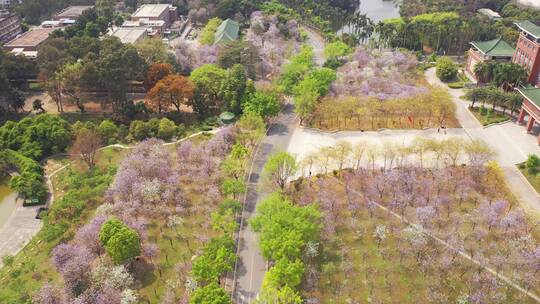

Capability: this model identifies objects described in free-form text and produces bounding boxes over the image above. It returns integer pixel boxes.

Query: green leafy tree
[100,218,141,264]
[135,37,174,65]
[263,152,297,190]
[526,154,540,169]
[300,68,337,96]
[190,64,227,115]
[221,178,247,199]
[0,114,72,160]
[199,18,222,45]
[492,62,527,90]
[190,282,232,304]
[99,218,125,246]
[436,56,458,82]
[192,237,236,283]
[324,41,351,60]
[97,120,120,144]
[255,285,303,304]
[278,46,314,94]
[222,64,248,114]
[293,82,319,125]
[250,193,321,261]
[243,91,280,118]
[157,118,177,141]
[263,258,305,288]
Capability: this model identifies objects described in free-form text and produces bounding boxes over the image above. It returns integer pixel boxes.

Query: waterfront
[0,177,17,230]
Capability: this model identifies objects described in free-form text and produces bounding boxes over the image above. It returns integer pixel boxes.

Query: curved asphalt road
[232,27,326,303]
[232,103,298,303]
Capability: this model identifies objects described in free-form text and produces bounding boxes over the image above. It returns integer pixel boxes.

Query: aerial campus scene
[6,0,540,303]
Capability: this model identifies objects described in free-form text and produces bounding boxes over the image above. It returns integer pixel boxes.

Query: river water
[340,0,400,34]
[0,177,17,230]
[360,0,400,23]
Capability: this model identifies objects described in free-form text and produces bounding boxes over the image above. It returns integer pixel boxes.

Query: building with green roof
[517,86,540,141]
[470,38,515,58]
[465,38,515,81]
[514,21,540,87]
[515,21,540,40]
[214,19,239,44]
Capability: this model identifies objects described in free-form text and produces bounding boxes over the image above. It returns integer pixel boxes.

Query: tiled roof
[517,87,540,109]
[470,38,514,57]
[515,21,540,39]
[214,19,239,44]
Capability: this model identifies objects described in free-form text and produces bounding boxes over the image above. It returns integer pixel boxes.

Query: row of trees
[473,61,528,90]
[311,87,456,131]
[374,12,500,54]
[465,86,523,115]
[251,192,321,303]
[296,137,493,177]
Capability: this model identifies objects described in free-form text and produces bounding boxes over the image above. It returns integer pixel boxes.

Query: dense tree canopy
[250,192,321,261]
[100,218,141,264]
[0,114,71,160]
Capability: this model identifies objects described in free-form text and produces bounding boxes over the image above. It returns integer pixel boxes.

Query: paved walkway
[425,68,540,213]
[0,200,42,267]
[287,127,470,174]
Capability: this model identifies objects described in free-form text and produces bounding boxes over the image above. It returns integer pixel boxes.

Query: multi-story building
[131,4,177,29]
[513,21,540,87]
[0,10,21,44]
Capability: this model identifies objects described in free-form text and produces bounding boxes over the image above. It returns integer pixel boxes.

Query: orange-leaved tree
[146,74,195,113]
[144,63,172,92]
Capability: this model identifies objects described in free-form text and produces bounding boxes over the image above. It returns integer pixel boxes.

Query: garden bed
[469,106,511,126]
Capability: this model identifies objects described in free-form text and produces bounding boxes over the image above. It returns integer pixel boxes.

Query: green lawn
[469,106,511,126]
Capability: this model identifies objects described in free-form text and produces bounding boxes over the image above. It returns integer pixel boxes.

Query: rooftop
[470,38,515,57]
[5,28,54,47]
[56,5,93,18]
[132,4,173,18]
[517,87,540,108]
[477,8,501,19]
[515,20,540,39]
[214,19,239,44]
[112,28,147,44]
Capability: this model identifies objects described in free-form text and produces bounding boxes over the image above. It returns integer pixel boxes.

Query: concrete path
[303,26,326,66]
[425,68,540,213]
[232,103,298,303]
[287,127,470,175]
[0,200,42,267]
